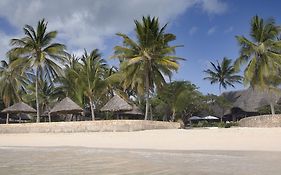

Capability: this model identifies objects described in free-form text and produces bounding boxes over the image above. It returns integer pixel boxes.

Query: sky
[0,0,280,95]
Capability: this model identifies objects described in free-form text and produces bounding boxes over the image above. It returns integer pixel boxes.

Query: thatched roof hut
[100,95,132,112]
[2,102,36,113]
[50,97,83,114]
[119,104,143,116]
[222,87,281,114]
[1,102,36,124]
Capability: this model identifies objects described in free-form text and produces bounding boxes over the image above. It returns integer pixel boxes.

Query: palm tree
[55,54,85,106]
[204,57,243,94]
[8,19,66,122]
[80,49,108,120]
[0,59,28,123]
[114,16,183,120]
[234,16,281,114]
[158,81,194,121]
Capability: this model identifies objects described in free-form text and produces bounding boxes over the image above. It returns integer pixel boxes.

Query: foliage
[152,81,209,122]
[113,16,183,120]
[8,19,66,122]
[257,104,281,115]
[234,15,281,114]
[204,57,243,93]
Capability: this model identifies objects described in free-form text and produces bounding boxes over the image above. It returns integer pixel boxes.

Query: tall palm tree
[234,15,281,114]
[204,57,243,94]
[80,49,108,120]
[8,19,66,122]
[114,16,183,120]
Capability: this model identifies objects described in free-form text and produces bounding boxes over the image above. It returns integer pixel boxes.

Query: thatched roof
[2,102,36,113]
[222,87,281,114]
[50,97,83,114]
[119,104,143,115]
[100,95,133,112]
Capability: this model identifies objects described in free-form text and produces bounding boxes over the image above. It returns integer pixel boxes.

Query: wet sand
[0,147,281,175]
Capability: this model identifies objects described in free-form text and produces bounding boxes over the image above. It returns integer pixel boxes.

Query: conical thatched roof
[2,102,36,113]
[100,95,132,112]
[50,97,83,114]
[222,87,281,114]
[120,104,143,115]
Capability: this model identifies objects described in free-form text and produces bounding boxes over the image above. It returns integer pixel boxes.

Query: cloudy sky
[0,0,280,95]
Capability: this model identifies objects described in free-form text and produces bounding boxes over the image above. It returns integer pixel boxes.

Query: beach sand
[1,127,281,174]
[0,127,281,151]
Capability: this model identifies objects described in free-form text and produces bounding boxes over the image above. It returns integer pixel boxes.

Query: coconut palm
[0,59,29,123]
[234,16,281,114]
[55,54,85,106]
[204,57,243,94]
[114,16,183,120]
[0,60,27,107]
[8,19,66,122]
[80,49,108,120]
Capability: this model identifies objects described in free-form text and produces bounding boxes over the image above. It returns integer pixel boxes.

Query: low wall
[239,115,281,127]
[0,120,180,133]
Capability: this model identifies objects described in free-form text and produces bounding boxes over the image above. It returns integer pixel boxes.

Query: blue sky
[0,0,280,95]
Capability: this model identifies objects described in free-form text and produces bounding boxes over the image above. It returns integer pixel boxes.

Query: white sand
[0,127,281,151]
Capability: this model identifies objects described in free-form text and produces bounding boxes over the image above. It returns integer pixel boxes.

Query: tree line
[0,15,280,123]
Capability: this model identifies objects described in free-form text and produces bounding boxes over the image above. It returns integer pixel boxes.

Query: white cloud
[189,26,198,35]
[200,0,228,14]
[0,0,228,58]
[207,26,217,35]
[224,26,234,33]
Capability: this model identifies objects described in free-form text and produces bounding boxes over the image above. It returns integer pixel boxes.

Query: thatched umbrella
[119,104,143,116]
[2,102,36,124]
[100,95,134,119]
[49,97,83,122]
[101,95,132,112]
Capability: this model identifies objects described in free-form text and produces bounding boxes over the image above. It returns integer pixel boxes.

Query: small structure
[1,102,36,124]
[49,97,83,122]
[203,115,219,120]
[188,116,202,121]
[119,104,143,116]
[101,95,142,119]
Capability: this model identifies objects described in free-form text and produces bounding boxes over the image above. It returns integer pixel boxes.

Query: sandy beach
[1,127,281,175]
[1,127,281,151]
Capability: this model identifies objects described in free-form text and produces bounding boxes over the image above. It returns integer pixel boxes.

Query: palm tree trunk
[35,72,40,123]
[6,113,9,124]
[89,98,95,120]
[270,102,275,115]
[144,72,149,120]
[171,107,176,122]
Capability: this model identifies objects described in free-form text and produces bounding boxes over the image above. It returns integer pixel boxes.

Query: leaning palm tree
[234,16,281,114]
[80,49,108,120]
[114,16,183,120]
[8,19,66,122]
[204,57,243,94]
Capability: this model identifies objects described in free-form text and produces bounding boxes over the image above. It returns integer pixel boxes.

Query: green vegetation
[234,16,281,114]
[204,57,242,94]
[0,15,281,124]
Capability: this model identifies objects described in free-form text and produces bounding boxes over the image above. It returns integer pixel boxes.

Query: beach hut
[49,97,83,122]
[100,95,135,119]
[2,102,36,124]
